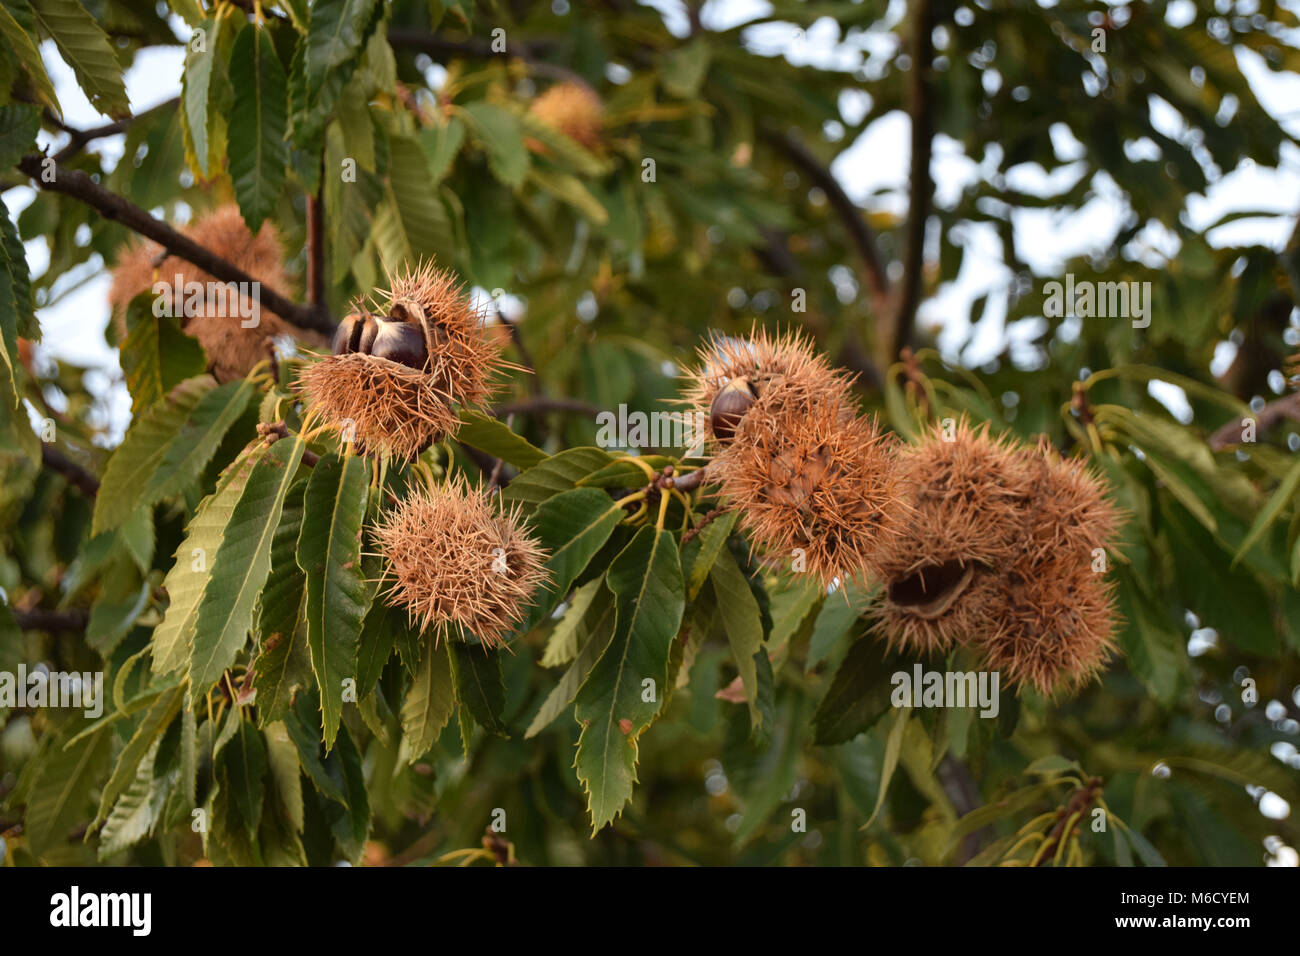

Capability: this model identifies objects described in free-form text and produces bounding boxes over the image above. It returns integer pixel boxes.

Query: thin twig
[257,421,320,466]
[306,184,326,308]
[503,318,541,396]
[1208,392,1300,451]
[487,414,513,491]
[492,397,600,418]
[893,0,935,359]
[762,129,891,320]
[47,97,179,164]
[41,445,99,498]
[680,504,729,546]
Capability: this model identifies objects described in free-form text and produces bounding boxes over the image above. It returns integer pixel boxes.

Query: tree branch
[1208,392,1300,451]
[41,445,99,498]
[493,397,600,418]
[761,129,891,321]
[306,185,326,308]
[13,608,89,632]
[45,97,179,165]
[386,31,584,84]
[893,0,935,359]
[17,154,336,335]
[758,132,888,390]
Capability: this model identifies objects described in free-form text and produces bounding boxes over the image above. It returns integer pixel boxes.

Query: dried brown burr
[298,262,507,461]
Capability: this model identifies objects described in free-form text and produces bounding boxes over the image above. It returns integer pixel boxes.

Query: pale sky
[15,0,1300,442]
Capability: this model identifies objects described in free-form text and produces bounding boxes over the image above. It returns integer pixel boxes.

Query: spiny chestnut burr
[374,478,550,648]
[682,327,856,448]
[885,558,974,620]
[108,204,312,380]
[708,377,756,442]
[297,261,507,461]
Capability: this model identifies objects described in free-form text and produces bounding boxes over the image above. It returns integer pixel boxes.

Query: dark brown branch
[501,318,541,396]
[669,466,710,493]
[893,0,935,359]
[258,421,320,466]
[46,98,179,165]
[13,608,88,632]
[306,186,326,308]
[17,154,336,335]
[386,31,583,84]
[758,131,887,389]
[41,445,99,498]
[1208,392,1300,451]
[493,397,600,418]
[762,130,891,320]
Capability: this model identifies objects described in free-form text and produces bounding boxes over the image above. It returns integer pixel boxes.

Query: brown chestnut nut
[358,315,379,355]
[332,313,366,355]
[370,318,429,371]
[709,377,756,441]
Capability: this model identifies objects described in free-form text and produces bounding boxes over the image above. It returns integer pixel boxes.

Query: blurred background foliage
[1,0,1300,866]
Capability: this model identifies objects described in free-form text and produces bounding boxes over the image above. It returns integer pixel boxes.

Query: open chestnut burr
[331,307,431,372]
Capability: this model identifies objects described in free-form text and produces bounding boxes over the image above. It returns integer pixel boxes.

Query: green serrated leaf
[686,508,738,598]
[296,451,370,748]
[462,101,529,187]
[710,547,764,729]
[526,588,616,738]
[90,684,183,834]
[98,741,167,860]
[457,408,547,469]
[812,636,897,746]
[449,641,506,735]
[217,719,267,842]
[574,526,684,833]
[252,480,309,724]
[264,720,304,833]
[861,708,909,830]
[181,16,227,179]
[540,576,603,668]
[527,167,609,224]
[119,294,207,415]
[418,115,465,185]
[188,436,305,706]
[152,443,261,676]
[0,6,60,115]
[501,447,614,512]
[402,639,455,760]
[520,487,624,632]
[228,23,288,231]
[0,104,39,171]
[31,0,130,118]
[0,195,35,404]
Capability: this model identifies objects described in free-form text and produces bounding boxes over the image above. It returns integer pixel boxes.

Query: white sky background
[15,0,1300,443]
